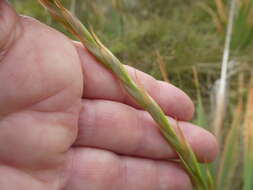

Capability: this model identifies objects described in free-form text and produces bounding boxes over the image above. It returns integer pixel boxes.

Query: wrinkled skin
[0,1,218,190]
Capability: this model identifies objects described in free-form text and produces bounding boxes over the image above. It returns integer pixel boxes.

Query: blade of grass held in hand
[38,0,213,189]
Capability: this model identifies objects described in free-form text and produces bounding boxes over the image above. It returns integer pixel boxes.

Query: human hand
[0,1,218,190]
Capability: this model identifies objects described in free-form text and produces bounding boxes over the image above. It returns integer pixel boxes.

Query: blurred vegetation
[10,0,252,99]
[9,0,253,189]
[9,0,230,94]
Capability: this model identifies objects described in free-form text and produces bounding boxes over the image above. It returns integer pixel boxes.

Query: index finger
[75,42,194,121]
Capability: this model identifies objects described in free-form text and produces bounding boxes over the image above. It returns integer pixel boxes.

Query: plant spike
[38,0,213,189]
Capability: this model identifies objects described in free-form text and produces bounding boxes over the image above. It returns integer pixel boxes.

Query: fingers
[64,148,192,190]
[75,99,218,163]
[74,43,194,121]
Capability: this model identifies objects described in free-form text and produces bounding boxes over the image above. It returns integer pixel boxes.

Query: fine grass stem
[156,50,170,83]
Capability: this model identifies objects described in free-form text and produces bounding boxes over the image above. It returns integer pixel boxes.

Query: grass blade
[243,71,253,190]
[217,73,244,190]
[192,66,208,129]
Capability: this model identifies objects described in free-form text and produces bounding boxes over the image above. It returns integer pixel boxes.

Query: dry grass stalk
[214,0,227,23]
[213,0,236,140]
[198,2,224,32]
[38,0,213,189]
[156,50,170,83]
[192,66,200,91]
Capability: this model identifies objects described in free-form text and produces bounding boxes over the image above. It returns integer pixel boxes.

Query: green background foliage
[10,0,236,96]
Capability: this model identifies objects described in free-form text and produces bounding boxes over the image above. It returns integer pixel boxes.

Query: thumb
[0,0,20,59]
